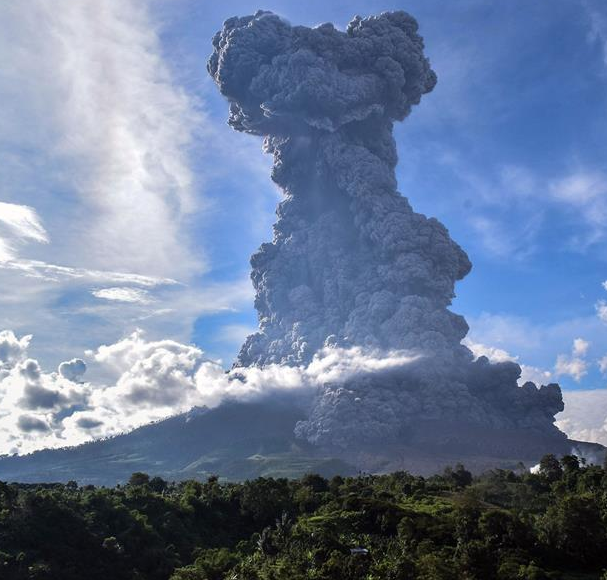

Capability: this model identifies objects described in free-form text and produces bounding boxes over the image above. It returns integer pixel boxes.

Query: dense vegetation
[1,455,606,579]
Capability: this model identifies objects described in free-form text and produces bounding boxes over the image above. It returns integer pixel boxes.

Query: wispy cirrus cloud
[0,202,48,245]
[549,169,607,248]
[0,0,255,364]
[91,287,154,305]
[0,202,49,262]
[0,0,203,279]
[595,281,607,325]
[0,259,177,288]
[585,0,607,66]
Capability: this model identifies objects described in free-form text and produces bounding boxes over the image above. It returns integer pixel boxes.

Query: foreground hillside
[1,455,606,579]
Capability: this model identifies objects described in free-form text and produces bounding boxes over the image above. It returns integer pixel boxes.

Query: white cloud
[0,259,177,287]
[0,0,202,279]
[467,311,607,377]
[0,0,233,365]
[0,202,48,245]
[0,330,31,379]
[464,337,607,445]
[58,359,87,382]
[573,337,591,357]
[0,329,419,455]
[0,326,602,457]
[92,287,153,304]
[0,203,48,264]
[557,389,607,447]
[468,208,542,261]
[426,154,544,260]
[555,355,588,382]
[599,355,607,374]
[464,339,516,363]
[0,239,15,262]
[423,150,607,259]
[519,365,553,386]
[596,300,607,323]
[464,338,553,386]
[555,338,591,382]
[550,171,607,209]
[549,170,607,248]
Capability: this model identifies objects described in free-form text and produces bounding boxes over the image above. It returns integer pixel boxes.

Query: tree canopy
[0,455,606,579]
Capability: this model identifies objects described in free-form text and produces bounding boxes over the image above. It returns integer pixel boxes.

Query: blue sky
[0,0,607,452]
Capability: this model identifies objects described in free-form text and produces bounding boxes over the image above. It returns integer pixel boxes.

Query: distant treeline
[1,455,606,579]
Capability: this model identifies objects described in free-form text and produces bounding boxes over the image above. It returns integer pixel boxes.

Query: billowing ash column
[208,11,566,449]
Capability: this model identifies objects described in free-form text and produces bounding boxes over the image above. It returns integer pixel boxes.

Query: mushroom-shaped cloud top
[208,10,437,134]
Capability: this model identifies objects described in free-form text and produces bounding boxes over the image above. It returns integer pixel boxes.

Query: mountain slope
[0,402,356,485]
[1,398,603,485]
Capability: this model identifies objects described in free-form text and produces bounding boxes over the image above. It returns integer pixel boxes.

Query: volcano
[0,9,600,485]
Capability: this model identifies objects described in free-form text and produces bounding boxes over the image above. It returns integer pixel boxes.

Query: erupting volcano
[207,10,569,461]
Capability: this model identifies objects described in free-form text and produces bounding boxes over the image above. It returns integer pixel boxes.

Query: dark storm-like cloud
[76,417,104,430]
[209,10,469,366]
[17,415,50,433]
[208,10,566,448]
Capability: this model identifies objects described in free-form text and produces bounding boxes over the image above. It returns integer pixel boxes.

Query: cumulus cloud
[0,330,31,372]
[0,329,423,455]
[464,339,515,364]
[555,357,588,382]
[58,359,87,382]
[519,365,554,387]
[0,340,90,453]
[557,389,607,447]
[573,337,591,357]
[0,330,205,453]
[555,338,590,382]
[464,339,553,386]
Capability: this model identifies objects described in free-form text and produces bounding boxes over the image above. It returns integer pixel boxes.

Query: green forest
[1,455,606,580]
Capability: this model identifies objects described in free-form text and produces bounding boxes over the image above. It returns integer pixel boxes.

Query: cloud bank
[0,329,421,455]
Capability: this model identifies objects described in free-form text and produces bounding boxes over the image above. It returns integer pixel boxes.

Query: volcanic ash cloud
[208,11,566,448]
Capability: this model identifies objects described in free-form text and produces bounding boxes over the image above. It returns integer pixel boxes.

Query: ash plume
[208,11,566,449]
